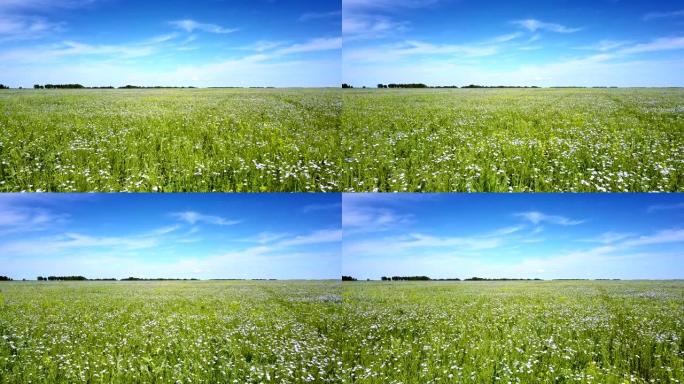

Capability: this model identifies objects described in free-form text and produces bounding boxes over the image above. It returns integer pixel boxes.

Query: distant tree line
[37,276,87,281]
[31,84,198,90]
[381,276,431,281]
[464,277,542,281]
[120,277,199,281]
[209,278,278,281]
[118,85,196,89]
[376,276,544,281]
[341,83,563,89]
[342,275,357,281]
[461,84,540,89]
[34,276,201,281]
[553,278,621,281]
[0,84,10,89]
[36,84,85,89]
[376,83,428,88]
[0,276,13,281]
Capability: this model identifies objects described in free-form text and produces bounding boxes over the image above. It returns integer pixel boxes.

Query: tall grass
[0,281,342,383]
[341,280,684,383]
[341,88,684,192]
[0,89,341,192]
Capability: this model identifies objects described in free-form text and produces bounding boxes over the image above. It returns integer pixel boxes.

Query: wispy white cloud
[171,211,240,226]
[345,233,502,257]
[0,0,98,10]
[343,0,440,11]
[0,206,67,235]
[1,247,340,280]
[0,227,177,255]
[302,202,342,213]
[0,34,179,63]
[622,229,684,247]
[489,32,523,43]
[643,9,684,21]
[343,14,409,40]
[345,223,530,257]
[512,19,581,33]
[397,233,503,250]
[343,51,684,87]
[395,40,499,57]
[299,10,341,22]
[169,19,238,34]
[342,205,412,233]
[577,39,631,52]
[344,39,499,63]
[344,226,684,280]
[147,225,181,236]
[275,37,342,55]
[647,202,684,213]
[278,229,342,247]
[245,40,287,52]
[250,232,290,244]
[619,36,684,54]
[0,0,102,41]
[0,15,63,41]
[583,231,634,244]
[342,0,442,40]
[491,225,525,236]
[515,211,584,226]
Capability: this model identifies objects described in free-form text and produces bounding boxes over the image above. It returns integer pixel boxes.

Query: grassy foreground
[0,281,342,383]
[1,281,682,383]
[341,88,684,192]
[341,280,684,383]
[0,89,341,192]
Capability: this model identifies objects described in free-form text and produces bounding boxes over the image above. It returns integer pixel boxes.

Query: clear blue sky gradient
[342,193,684,280]
[0,0,341,87]
[0,193,341,280]
[343,0,684,87]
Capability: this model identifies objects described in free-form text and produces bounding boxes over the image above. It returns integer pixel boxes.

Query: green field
[0,89,341,192]
[2,88,682,192]
[341,281,684,383]
[2,281,682,383]
[0,281,342,383]
[341,88,684,192]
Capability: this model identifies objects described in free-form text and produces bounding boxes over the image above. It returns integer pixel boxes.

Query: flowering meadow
[0,89,341,192]
[341,88,684,192]
[0,281,342,383]
[2,281,681,383]
[341,280,684,383]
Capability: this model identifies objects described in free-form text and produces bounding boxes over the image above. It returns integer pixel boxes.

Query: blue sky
[0,0,341,87]
[0,194,341,280]
[342,194,684,280]
[343,0,684,87]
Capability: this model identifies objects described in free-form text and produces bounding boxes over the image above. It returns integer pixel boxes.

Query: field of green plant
[341,280,684,383]
[341,88,684,192]
[0,89,341,192]
[0,281,342,383]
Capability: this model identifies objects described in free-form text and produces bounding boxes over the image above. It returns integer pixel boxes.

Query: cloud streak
[169,19,238,34]
[512,19,582,33]
[299,10,341,22]
[647,203,684,213]
[619,36,684,54]
[515,211,584,226]
[171,211,240,226]
[0,15,63,41]
[643,9,684,21]
[275,37,342,55]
